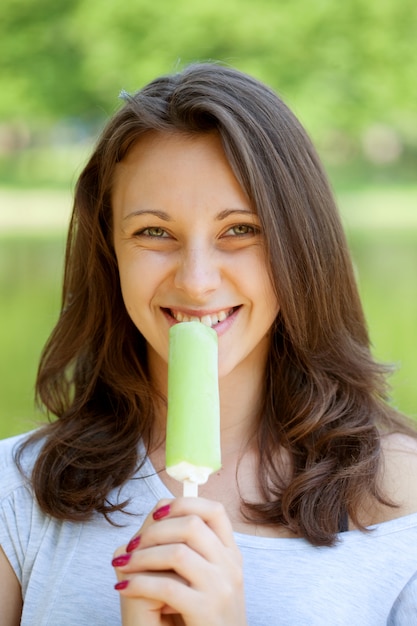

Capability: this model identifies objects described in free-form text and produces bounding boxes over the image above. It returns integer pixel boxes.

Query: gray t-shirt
[1,432,416,625]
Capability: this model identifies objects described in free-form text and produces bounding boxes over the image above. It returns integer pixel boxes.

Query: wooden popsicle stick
[183,480,198,497]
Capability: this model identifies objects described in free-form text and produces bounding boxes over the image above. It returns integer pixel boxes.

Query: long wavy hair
[17,62,414,545]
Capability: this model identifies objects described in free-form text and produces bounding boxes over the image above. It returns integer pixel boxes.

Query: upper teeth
[172,309,230,327]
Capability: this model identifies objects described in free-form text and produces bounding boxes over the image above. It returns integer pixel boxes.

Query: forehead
[115,130,223,171]
[111,130,252,213]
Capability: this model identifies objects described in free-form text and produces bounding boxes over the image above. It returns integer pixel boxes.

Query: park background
[0,0,416,438]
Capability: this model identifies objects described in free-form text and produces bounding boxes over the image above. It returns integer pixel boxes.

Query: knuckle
[213,502,225,515]
[186,513,203,534]
[162,576,178,598]
[211,500,226,517]
[171,542,188,564]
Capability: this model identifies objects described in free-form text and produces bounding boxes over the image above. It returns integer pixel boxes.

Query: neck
[147,344,273,532]
[149,344,267,456]
[217,359,264,454]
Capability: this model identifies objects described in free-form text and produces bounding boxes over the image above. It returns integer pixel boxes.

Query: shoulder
[378,432,417,519]
[0,430,36,462]
[0,431,41,501]
[0,432,27,470]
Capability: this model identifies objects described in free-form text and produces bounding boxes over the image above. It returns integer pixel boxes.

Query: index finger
[152,497,236,549]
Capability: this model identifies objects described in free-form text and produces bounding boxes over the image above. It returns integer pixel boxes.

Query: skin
[0,547,22,626]
[114,498,246,626]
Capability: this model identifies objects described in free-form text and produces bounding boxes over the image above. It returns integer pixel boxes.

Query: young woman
[1,63,417,626]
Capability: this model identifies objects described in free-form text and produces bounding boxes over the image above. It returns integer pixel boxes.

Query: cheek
[240,245,273,284]
[252,256,279,311]
[117,260,146,316]
[117,257,169,331]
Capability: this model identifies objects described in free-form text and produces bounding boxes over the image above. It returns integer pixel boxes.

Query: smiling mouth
[166,307,237,328]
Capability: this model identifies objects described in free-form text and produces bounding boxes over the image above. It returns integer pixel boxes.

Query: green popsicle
[166,321,221,495]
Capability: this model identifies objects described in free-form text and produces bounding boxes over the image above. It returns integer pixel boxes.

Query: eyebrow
[123,207,257,222]
[215,208,257,220]
[123,209,171,222]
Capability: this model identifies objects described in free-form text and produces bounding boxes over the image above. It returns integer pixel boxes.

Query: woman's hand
[112,497,247,626]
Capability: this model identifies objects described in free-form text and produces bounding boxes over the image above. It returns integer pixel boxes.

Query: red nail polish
[126,535,141,553]
[115,579,129,591]
[112,553,131,567]
[153,504,171,520]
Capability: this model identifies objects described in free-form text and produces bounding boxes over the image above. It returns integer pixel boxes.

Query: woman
[1,63,417,625]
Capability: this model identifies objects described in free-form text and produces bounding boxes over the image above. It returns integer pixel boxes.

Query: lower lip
[162,307,240,336]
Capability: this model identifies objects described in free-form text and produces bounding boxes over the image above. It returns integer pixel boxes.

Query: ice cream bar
[166,321,221,496]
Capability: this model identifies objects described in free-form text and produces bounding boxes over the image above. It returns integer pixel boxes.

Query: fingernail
[115,579,129,591]
[153,504,171,520]
[112,553,132,567]
[126,535,141,553]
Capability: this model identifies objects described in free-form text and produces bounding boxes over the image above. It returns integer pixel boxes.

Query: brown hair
[18,62,414,545]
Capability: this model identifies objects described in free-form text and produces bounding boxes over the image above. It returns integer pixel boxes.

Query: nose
[174,244,221,299]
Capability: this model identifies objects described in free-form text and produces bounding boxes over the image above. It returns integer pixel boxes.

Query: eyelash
[225,224,259,236]
[135,224,260,239]
[136,226,168,238]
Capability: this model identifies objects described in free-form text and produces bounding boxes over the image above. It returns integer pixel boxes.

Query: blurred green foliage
[1,0,416,141]
[1,0,417,190]
[0,234,65,437]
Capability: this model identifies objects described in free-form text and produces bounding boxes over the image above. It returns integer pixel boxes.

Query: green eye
[142,227,167,237]
[226,224,258,236]
[232,224,252,235]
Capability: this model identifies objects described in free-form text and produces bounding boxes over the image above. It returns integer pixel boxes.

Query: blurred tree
[0,0,416,142]
[0,0,96,120]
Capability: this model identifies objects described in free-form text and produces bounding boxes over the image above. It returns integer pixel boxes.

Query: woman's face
[112,131,279,381]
